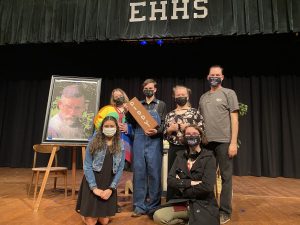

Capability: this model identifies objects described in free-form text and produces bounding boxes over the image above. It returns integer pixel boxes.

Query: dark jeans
[205,142,232,216]
[166,143,185,202]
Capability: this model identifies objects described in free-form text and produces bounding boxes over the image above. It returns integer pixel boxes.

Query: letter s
[194,0,208,19]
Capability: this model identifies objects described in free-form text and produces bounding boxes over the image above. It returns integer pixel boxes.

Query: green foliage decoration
[237,102,248,148]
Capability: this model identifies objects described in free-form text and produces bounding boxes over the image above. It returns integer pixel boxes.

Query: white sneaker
[220,213,231,224]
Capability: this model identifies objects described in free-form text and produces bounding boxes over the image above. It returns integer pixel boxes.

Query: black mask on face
[208,77,222,87]
[175,97,188,106]
[185,135,201,147]
[143,89,154,97]
[114,96,125,106]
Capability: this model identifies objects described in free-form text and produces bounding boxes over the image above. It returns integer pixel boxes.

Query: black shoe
[117,204,122,213]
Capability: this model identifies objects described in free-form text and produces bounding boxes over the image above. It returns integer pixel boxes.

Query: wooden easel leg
[71,147,77,200]
[33,146,57,212]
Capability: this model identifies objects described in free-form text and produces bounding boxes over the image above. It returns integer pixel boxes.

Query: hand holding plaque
[127,97,159,132]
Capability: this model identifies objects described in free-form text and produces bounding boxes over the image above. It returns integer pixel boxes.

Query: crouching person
[153,124,219,225]
[76,116,125,225]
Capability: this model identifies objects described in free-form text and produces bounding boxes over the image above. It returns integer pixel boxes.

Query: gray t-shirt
[198,87,239,143]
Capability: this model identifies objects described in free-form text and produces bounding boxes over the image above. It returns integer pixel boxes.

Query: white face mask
[102,127,116,137]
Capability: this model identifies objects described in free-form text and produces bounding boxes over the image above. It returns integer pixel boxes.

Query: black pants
[166,143,185,202]
[205,142,232,216]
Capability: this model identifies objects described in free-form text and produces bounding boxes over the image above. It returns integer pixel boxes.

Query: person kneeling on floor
[153,124,220,225]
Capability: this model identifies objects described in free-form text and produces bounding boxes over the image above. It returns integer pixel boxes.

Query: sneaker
[220,213,231,224]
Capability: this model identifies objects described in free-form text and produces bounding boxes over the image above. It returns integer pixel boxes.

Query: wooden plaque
[127,97,159,132]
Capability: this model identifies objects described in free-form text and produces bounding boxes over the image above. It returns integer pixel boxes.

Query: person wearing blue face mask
[93,88,133,213]
[198,65,239,224]
[76,116,125,225]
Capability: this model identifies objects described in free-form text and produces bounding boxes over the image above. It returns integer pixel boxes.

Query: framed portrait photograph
[42,75,102,144]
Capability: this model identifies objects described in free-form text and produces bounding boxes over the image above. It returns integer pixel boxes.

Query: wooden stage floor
[0,168,300,225]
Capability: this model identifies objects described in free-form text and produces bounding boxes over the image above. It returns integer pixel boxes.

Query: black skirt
[76,151,117,218]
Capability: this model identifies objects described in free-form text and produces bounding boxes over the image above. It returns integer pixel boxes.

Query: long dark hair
[89,116,121,154]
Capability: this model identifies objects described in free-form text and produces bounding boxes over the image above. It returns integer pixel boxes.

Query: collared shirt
[141,98,160,110]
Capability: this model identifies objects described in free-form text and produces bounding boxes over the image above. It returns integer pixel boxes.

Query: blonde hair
[172,85,192,107]
[110,88,129,106]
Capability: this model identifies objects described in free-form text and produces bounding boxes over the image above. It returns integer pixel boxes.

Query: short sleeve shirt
[199,88,239,143]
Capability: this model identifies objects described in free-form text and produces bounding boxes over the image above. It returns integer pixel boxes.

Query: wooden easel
[33,144,86,212]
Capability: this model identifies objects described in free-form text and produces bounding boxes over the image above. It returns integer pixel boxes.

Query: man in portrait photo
[47,84,87,140]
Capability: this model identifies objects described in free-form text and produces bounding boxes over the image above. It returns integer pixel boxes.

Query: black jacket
[168,148,220,225]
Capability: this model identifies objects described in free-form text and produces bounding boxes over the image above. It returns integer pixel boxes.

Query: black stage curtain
[0,34,299,178]
[1,0,300,45]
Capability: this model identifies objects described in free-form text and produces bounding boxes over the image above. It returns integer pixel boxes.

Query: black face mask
[185,135,201,147]
[208,77,222,87]
[114,96,125,106]
[143,89,154,97]
[175,97,188,106]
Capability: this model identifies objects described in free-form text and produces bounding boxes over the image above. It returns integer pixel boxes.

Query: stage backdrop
[0,36,299,178]
[0,0,300,45]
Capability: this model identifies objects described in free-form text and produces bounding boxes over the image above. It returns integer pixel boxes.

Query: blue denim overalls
[132,100,162,214]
